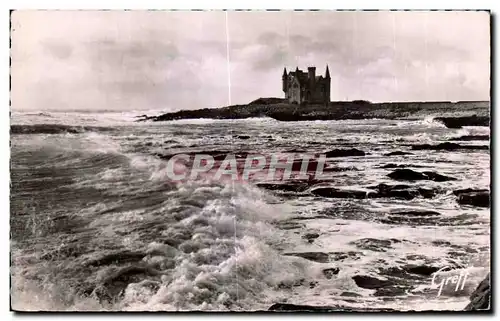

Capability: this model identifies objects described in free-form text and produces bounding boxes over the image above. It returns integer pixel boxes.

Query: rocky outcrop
[311,184,439,200]
[268,303,397,312]
[464,273,490,311]
[434,115,490,128]
[456,191,490,208]
[139,99,489,123]
[387,169,456,182]
[412,142,489,151]
[352,275,394,289]
[384,151,414,156]
[324,148,365,158]
[302,233,320,243]
[311,187,371,199]
[448,135,489,141]
[322,268,340,279]
[454,189,490,207]
[283,252,330,263]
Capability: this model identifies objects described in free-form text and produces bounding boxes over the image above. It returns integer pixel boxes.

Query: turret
[282,67,288,92]
[325,65,331,105]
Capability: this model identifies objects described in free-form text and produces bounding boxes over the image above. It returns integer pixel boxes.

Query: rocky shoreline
[266,272,491,312]
[137,98,489,126]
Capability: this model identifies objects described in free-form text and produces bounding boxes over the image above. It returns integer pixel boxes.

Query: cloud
[10,10,490,111]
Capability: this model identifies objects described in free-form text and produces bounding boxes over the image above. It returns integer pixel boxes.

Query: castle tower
[308,67,316,89]
[282,67,288,92]
[325,65,331,104]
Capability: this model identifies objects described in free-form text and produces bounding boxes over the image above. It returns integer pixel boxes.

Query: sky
[11,10,490,112]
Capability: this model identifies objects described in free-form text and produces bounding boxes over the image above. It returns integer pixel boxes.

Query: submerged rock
[387,169,456,182]
[368,183,438,200]
[350,238,393,252]
[434,115,489,128]
[384,151,414,156]
[453,188,489,196]
[457,192,490,208]
[312,183,439,200]
[268,303,396,312]
[379,163,425,169]
[380,210,441,226]
[373,286,408,297]
[284,252,330,263]
[464,273,490,311]
[403,265,441,276]
[352,275,394,289]
[324,148,365,158]
[412,142,489,151]
[322,267,340,279]
[257,182,310,193]
[302,233,320,243]
[448,135,489,141]
[311,187,370,199]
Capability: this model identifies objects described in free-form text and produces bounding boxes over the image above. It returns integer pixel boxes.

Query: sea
[10,107,490,311]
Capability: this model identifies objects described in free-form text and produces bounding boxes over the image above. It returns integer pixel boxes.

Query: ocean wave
[11,124,115,135]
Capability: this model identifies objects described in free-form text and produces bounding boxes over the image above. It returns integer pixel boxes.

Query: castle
[282,66,331,105]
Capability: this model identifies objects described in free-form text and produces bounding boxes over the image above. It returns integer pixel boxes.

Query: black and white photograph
[9,9,491,312]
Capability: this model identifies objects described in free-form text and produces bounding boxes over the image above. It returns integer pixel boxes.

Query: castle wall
[283,67,330,104]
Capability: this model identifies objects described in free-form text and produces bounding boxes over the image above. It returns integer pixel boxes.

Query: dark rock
[431,240,452,247]
[422,171,457,182]
[367,183,438,200]
[268,303,396,312]
[352,275,394,289]
[417,188,438,198]
[380,210,441,226]
[373,287,408,297]
[453,188,489,196]
[391,210,441,217]
[384,151,414,156]
[236,135,250,140]
[249,97,285,105]
[284,252,330,263]
[403,265,441,276]
[412,142,489,151]
[340,291,361,297]
[324,148,365,158]
[387,169,456,182]
[368,183,412,191]
[387,169,427,181]
[350,238,393,252]
[434,115,489,128]
[448,135,489,141]
[311,187,370,199]
[457,192,490,208]
[322,268,340,279]
[302,233,320,243]
[85,251,145,267]
[268,303,335,312]
[380,163,424,169]
[257,182,310,193]
[276,221,305,230]
[277,278,305,290]
[330,251,363,261]
[323,166,359,172]
[464,273,490,311]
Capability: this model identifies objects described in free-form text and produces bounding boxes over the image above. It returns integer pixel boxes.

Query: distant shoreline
[137,98,490,126]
